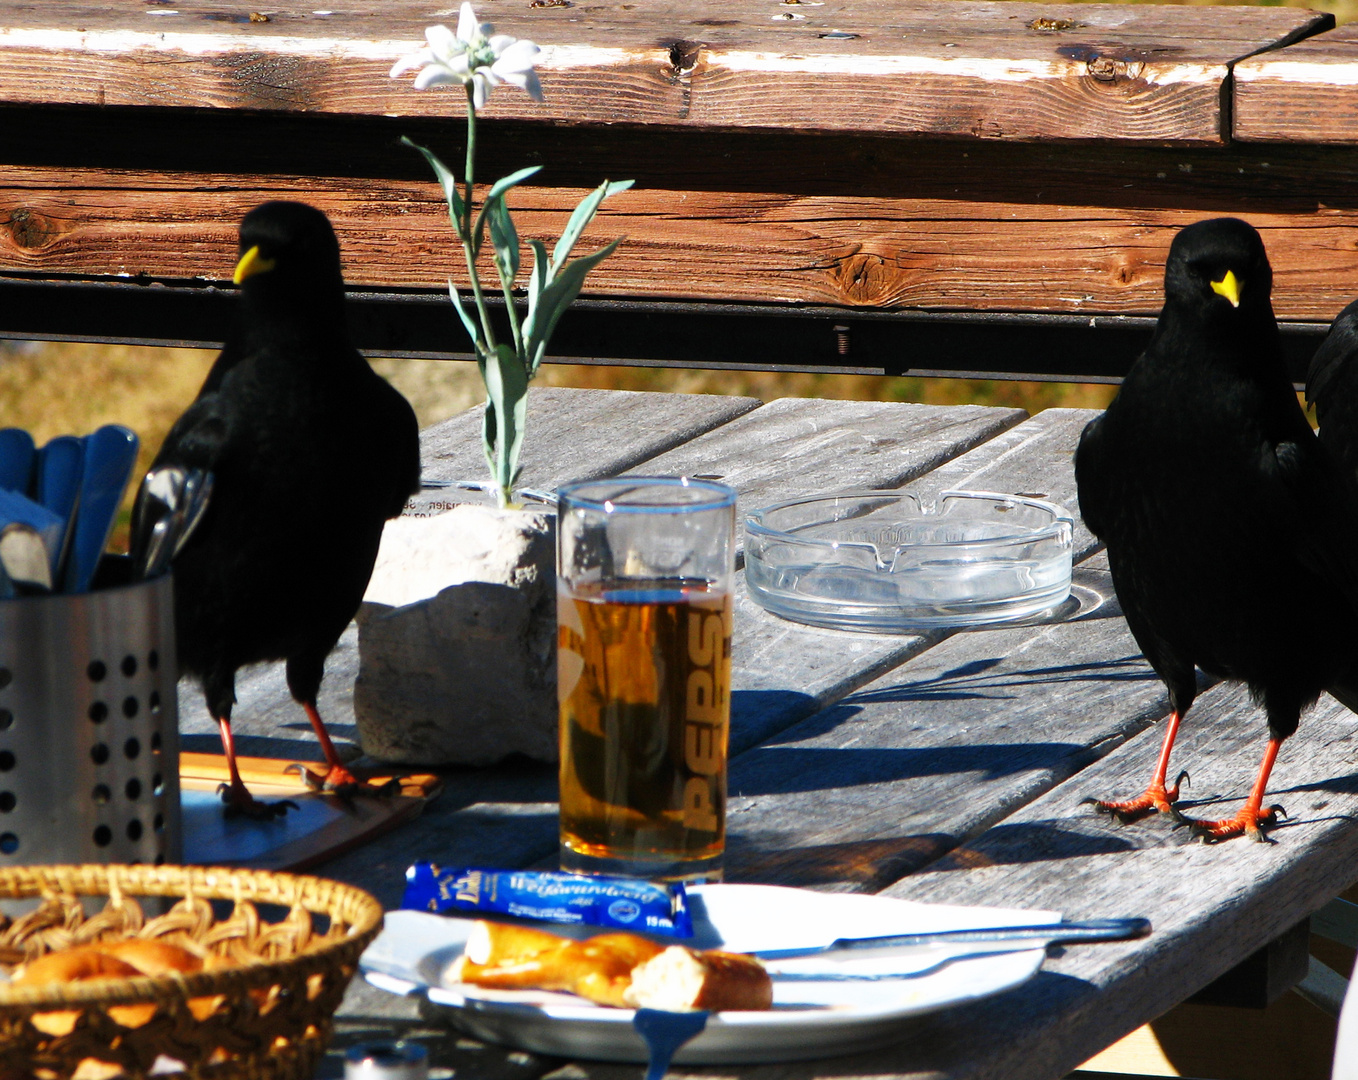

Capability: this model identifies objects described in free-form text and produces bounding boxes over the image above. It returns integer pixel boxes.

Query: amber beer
[558,578,733,880]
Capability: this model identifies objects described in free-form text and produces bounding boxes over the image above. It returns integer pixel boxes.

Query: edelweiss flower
[390,2,543,109]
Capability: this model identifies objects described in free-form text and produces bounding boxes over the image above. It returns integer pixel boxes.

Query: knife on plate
[751,917,1151,961]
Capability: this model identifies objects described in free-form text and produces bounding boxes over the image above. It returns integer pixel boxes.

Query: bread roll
[453,921,771,1011]
[461,920,571,966]
[14,946,143,987]
[454,923,665,1007]
[624,946,773,1012]
[14,938,219,1030]
[14,947,146,1035]
[102,939,202,977]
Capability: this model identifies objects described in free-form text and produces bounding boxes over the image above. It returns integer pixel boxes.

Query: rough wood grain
[1235,25,1358,144]
[629,397,1028,533]
[409,386,762,514]
[723,559,1168,892]
[8,137,1358,323]
[0,1,1327,142]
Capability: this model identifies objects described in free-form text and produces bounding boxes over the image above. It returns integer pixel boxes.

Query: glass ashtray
[744,490,1074,632]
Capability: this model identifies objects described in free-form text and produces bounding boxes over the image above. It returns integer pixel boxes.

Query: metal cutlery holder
[0,571,181,866]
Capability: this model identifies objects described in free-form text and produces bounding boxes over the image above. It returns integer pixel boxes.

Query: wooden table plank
[715,406,1158,891]
[1235,25,1358,144]
[723,558,1172,893]
[410,386,762,513]
[627,397,1028,536]
[0,2,1326,143]
[863,684,1358,1080]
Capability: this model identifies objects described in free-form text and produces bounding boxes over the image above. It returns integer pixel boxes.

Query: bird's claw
[1182,803,1286,843]
[284,763,400,801]
[1084,771,1187,824]
[217,783,299,820]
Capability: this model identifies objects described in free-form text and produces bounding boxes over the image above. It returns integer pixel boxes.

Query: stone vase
[353,503,558,765]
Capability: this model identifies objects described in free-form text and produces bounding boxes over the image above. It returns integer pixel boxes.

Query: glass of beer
[556,476,737,882]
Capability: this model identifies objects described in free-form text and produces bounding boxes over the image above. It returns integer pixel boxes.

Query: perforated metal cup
[0,571,180,866]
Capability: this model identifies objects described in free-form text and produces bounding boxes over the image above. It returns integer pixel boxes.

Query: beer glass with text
[557,477,737,882]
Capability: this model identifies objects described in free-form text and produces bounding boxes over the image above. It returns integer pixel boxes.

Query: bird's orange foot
[218,782,299,820]
[1180,803,1286,843]
[1085,770,1189,824]
[286,763,400,800]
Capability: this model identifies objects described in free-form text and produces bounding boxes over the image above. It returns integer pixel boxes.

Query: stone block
[354,504,558,765]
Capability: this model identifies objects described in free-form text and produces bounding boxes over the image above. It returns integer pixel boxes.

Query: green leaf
[402,136,465,230]
[550,179,633,278]
[526,239,550,307]
[487,197,520,285]
[486,165,543,204]
[447,279,481,348]
[526,235,624,375]
[480,340,531,503]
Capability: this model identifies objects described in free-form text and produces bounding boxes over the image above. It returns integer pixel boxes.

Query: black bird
[1308,297,1358,484]
[1074,217,1358,842]
[132,201,421,817]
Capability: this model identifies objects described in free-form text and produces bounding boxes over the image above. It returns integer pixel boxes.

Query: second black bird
[1075,217,1358,842]
[132,201,421,816]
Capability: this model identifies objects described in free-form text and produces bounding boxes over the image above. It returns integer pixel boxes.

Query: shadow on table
[842,653,1158,707]
[730,741,1096,795]
[726,817,1142,888]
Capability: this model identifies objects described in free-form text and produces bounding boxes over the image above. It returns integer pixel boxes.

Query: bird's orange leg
[216,717,297,819]
[292,701,395,798]
[1086,710,1188,823]
[1180,737,1286,843]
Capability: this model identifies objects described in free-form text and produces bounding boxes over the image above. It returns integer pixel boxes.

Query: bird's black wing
[1269,437,1358,617]
[1073,412,1112,541]
[1308,299,1358,481]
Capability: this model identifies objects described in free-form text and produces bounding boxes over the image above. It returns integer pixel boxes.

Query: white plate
[360,883,1058,1064]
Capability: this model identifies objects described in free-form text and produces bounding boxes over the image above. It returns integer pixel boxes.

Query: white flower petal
[413,65,467,89]
[471,72,491,109]
[389,47,433,78]
[457,3,479,43]
[425,24,459,54]
[493,39,539,73]
[488,34,517,56]
[500,67,544,101]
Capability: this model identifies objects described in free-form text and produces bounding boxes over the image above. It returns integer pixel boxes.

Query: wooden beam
[1235,25,1358,144]
[5,132,1358,325]
[0,1,1330,143]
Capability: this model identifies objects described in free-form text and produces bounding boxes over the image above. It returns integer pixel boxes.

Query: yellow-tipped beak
[1210,269,1241,308]
[232,245,276,285]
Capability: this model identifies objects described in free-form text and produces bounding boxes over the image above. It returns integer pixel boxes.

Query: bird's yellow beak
[1210,269,1241,308]
[233,245,276,284]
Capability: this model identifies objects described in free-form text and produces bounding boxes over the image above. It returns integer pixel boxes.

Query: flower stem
[461,86,497,355]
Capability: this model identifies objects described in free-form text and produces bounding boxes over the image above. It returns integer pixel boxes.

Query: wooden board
[178,752,440,872]
[7,136,1358,326]
[0,1,1327,143]
[1235,25,1358,144]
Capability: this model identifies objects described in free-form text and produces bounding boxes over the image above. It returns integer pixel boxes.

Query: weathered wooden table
[182,387,1358,1080]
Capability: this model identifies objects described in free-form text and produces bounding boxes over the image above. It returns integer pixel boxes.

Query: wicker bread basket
[0,864,384,1080]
